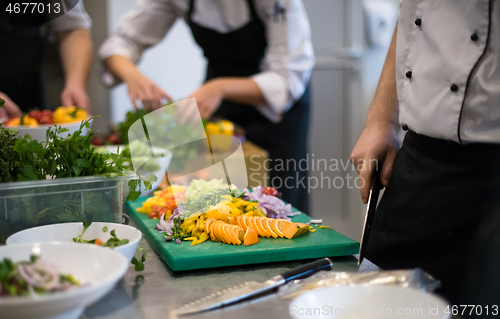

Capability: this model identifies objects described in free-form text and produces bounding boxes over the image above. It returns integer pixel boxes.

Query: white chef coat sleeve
[49,1,92,33]
[98,0,179,86]
[253,0,315,123]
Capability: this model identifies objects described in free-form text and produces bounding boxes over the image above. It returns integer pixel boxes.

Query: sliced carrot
[94,238,104,246]
[244,227,259,246]
[271,219,292,238]
[283,223,310,239]
[261,217,278,238]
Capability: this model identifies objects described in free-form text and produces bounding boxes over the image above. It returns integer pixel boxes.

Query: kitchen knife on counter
[175,258,333,316]
[358,168,382,266]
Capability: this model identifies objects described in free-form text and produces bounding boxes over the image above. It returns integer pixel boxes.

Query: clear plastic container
[0,173,136,243]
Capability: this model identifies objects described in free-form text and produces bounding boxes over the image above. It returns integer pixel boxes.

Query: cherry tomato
[107,133,121,145]
[38,114,53,124]
[28,110,43,122]
[92,136,105,146]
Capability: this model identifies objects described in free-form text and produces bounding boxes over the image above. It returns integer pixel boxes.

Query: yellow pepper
[191,232,210,246]
[8,115,38,126]
[205,120,234,136]
[53,106,87,124]
[205,120,234,152]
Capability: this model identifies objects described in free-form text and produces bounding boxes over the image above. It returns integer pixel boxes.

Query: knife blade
[175,258,334,316]
[358,167,382,266]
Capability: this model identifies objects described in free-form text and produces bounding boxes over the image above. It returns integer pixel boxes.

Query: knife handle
[280,258,333,283]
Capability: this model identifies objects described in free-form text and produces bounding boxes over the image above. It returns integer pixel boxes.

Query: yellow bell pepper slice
[53,106,88,124]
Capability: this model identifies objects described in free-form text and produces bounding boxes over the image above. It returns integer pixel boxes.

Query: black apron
[366,130,500,304]
[0,8,47,111]
[187,0,310,213]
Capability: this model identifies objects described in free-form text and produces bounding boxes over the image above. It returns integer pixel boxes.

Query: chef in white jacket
[351,0,500,304]
[99,0,315,213]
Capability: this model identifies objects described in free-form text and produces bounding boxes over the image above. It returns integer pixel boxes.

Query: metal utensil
[358,168,382,265]
[175,258,334,316]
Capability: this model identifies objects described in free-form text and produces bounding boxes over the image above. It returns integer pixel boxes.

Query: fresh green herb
[117,109,149,145]
[104,229,130,248]
[60,274,80,286]
[73,222,93,243]
[102,226,108,232]
[131,247,146,272]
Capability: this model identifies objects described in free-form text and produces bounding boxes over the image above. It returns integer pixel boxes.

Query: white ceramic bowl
[5,118,93,142]
[0,242,128,319]
[6,222,142,263]
[290,285,450,319]
[104,145,172,196]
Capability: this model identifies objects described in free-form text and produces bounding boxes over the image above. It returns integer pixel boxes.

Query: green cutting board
[125,197,359,271]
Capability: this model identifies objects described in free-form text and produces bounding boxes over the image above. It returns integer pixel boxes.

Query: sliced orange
[271,219,292,238]
[248,217,265,237]
[208,219,217,242]
[211,221,221,242]
[235,226,245,243]
[283,223,310,239]
[254,217,269,237]
[222,223,234,244]
[227,225,242,245]
[215,221,227,244]
[235,215,242,228]
[223,224,237,245]
[244,227,259,246]
[240,215,249,231]
[261,217,278,238]
[204,217,216,234]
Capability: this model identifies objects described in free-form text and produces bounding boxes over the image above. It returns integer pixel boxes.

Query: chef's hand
[61,83,92,113]
[350,122,399,204]
[125,72,171,112]
[188,79,225,119]
[0,92,22,118]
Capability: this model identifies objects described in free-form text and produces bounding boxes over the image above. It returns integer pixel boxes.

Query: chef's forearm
[216,78,266,105]
[58,29,93,88]
[366,25,399,128]
[104,55,144,84]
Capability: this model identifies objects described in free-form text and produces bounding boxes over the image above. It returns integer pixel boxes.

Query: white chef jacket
[49,1,92,32]
[99,0,315,123]
[397,0,500,144]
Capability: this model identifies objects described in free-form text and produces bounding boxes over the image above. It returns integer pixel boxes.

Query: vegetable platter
[126,179,359,271]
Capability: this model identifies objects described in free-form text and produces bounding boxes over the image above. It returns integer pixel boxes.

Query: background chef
[99,0,315,213]
[0,1,93,117]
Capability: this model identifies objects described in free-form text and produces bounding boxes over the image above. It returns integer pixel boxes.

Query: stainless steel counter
[82,236,373,319]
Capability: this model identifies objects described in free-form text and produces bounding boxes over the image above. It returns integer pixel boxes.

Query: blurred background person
[99,0,315,213]
[0,1,93,115]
